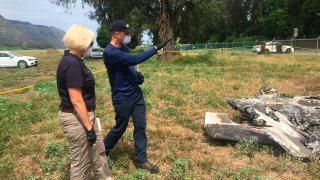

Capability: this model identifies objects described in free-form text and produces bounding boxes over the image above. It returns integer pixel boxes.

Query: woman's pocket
[59,112,86,142]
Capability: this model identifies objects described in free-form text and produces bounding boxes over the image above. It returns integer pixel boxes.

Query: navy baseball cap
[109,20,135,33]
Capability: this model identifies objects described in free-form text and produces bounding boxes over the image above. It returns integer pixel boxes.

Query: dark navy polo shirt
[56,52,96,109]
[103,43,157,101]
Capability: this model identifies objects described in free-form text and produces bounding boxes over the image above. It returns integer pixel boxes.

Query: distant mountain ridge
[0,15,65,49]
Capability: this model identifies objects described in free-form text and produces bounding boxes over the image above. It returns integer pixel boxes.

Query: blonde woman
[56,24,112,179]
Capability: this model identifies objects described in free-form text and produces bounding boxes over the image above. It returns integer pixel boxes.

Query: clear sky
[0,0,99,45]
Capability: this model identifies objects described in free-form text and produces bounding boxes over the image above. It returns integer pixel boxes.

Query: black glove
[155,38,173,50]
[136,71,144,85]
[86,128,97,146]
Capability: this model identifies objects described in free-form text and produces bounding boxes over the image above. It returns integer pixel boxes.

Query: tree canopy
[51,0,320,47]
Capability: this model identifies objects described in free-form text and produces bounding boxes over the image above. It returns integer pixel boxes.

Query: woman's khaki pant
[59,111,112,180]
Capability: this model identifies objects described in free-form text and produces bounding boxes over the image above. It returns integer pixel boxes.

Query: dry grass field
[0,49,319,179]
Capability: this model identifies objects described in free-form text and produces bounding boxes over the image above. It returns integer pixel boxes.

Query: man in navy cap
[102,20,171,173]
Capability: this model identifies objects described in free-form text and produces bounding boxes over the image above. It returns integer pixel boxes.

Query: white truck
[253,41,294,54]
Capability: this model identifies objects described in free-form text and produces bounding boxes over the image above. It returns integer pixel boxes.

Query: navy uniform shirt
[56,52,96,109]
[103,43,157,101]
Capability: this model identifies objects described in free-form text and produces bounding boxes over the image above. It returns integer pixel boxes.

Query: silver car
[90,48,103,58]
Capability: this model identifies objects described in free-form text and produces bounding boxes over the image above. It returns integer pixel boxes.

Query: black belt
[60,106,95,113]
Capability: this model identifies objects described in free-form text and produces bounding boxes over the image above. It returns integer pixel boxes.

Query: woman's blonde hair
[63,24,95,51]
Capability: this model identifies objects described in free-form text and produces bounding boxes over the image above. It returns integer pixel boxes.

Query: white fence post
[291,37,295,47]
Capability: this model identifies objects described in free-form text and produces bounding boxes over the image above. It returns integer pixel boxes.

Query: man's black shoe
[136,161,160,174]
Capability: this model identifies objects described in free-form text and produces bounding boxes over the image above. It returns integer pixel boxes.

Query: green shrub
[43,141,68,158]
[205,92,227,108]
[235,140,257,159]
[166,107,178,117]
[176,116,200,131]
[167,157,189,179]
[308,155,320,178]
[33,141,69,175]
[140,83,154,96]
[215,168,233,180]
[127,169,151,180]
[131,47,146,54]
[215,166,262,180]
[232,83,243,91]
[34,80,56,93]
[172,52,223,66]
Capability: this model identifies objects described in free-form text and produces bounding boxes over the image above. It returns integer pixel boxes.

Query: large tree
[285,0,306,29]
[51,0,180,49]
[51,0,226,47]
[300,0,320,37]
[51,0,320,46]
[259,0,291,39]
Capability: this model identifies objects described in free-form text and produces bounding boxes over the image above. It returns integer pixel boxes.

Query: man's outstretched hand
[155,38,173,50]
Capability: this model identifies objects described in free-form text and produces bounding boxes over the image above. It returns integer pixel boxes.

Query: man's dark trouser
[103,95,148,164]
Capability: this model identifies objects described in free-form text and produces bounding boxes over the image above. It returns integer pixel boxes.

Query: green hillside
[0,15,64,49]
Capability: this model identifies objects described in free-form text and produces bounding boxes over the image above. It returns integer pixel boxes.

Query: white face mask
[122,35,131,45]
[83,47,92,58]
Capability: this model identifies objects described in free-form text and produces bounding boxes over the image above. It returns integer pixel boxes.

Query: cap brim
[124,28,135,33]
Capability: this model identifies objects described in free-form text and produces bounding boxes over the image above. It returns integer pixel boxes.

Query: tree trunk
[157,0,174,51]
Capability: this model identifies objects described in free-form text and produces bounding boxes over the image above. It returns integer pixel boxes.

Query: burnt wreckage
[205,88,320,158]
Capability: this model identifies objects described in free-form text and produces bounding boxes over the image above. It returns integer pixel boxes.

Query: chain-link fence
[175,37,320,56]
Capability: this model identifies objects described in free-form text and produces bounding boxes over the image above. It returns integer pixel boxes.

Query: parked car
[252,41,294,54]
[0,51,38,68]
[90,48,103,58]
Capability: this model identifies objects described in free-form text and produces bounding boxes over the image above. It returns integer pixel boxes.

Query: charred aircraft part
[225,94,320,156]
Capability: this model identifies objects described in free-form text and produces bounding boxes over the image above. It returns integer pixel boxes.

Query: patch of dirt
[39,59,60,64]
[15,132,50,178]
[149,124,196,139]
[104,101,113,109]
[298,76,320,95]
[157,52,182,61]
[44,48,59,54]
[15,117,67,178]
[14,155,43,178]
[30,121,44,132]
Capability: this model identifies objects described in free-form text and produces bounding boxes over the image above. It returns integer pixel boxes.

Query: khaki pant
[59,111,112,180]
